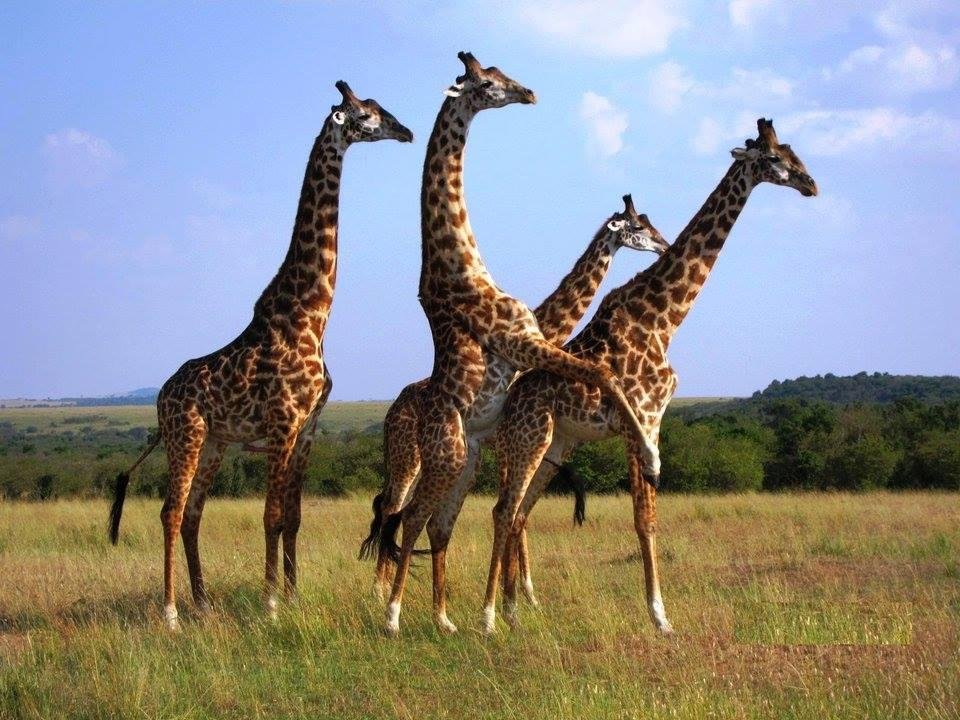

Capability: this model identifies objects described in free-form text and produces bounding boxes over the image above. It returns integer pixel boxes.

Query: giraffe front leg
[263,438,297,621]
[628,448,672,635]
[283,398,326,601]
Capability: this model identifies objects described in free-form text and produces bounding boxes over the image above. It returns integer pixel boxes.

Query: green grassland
[1,492,957,719]
[0,401,397,435]
[0,398,727,433]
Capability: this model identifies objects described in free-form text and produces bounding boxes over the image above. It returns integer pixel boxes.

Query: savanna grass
[1,492,957,719]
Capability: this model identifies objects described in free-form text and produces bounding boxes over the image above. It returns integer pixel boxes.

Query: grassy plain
[1,492,957,719]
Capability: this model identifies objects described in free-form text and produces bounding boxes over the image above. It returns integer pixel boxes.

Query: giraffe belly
[464,357,517,434]
[555,413,615,443]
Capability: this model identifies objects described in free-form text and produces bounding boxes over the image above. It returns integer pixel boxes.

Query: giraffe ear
[607,219,626,232]
[730,146,759,160]
[443,82,464,98]
[331,110,347,125]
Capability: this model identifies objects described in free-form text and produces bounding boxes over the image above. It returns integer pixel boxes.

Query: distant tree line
[2,376,959,501]
[750,371,960,405]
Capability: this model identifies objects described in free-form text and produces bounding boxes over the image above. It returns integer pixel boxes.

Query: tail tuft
[377,511,404,565]
[554,464,587,526]
[359,492,386,560]
[108,471,131,545]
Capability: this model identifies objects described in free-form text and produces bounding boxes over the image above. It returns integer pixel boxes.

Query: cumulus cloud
[42,128,121,187]
[648,62,793,114]
[690,107,960,157]
[827,42,958,93]
[778,108,960,156]
[579,91,629,159]
[691,118,726,155]
[515,0,686,58]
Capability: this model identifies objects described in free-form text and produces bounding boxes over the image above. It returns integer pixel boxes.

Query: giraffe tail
[358,491,387,560]
[108,433,161,545]
[553,463,587,526]
[375,510,433,565]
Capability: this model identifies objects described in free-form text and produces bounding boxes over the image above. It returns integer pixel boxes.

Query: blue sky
[1,1,958,400]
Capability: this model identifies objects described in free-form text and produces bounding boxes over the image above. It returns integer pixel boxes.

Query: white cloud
[648,62,793,115]
[778,108,960,155]
[648,61,696,113]
[729,0,774,28]
[688,107,960,157]
[42,128,121,187]
[515,0,686,58]
[691,118,725,155]
[579,91,629,159]
[828,42,958,93]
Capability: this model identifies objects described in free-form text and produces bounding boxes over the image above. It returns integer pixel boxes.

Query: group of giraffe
[109,52,817,636]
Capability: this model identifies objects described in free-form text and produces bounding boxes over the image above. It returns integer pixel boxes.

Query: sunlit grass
[1,492,957,719]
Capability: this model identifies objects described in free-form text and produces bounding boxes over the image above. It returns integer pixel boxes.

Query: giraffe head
[605,194,670,255]
[442,51,537,111]
[731,118,818,197]
[330,81,414,144]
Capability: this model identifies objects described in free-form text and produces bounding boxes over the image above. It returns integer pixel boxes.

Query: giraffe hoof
[658,622,675,636]
[522,579,539,607]
[435,615,458,635]
[163,605,180,632]
[265,596,279,622]
[481,607,496,636]
[196,599,213,615]
[504,604,520,630]
[383,601,401,637]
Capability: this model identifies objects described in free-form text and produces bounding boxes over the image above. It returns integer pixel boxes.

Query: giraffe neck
[419,98,493,296]
[533,230,619,345]
[626,161,755,347]
[254,118,346,337]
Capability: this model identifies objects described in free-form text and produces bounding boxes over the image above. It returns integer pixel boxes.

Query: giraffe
[381,51,661,637]
[362,194,669,603]
[482,118,818,635]
[107,82,413,630]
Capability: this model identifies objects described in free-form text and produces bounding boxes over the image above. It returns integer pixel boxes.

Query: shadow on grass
[1,583,268,633]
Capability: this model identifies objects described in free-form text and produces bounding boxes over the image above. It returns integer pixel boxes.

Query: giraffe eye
[480,80,493,89]
[357,112,371,121]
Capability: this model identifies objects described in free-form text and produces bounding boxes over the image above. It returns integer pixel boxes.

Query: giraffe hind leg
[384,403,467,636]
[180,440,227,612]
[160,416,207,631]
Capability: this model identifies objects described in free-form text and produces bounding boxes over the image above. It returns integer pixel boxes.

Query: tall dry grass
[1,492,957,719]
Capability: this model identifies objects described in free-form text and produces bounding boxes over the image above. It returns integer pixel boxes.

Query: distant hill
[64,387,161,407]
[751,372,960,405]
